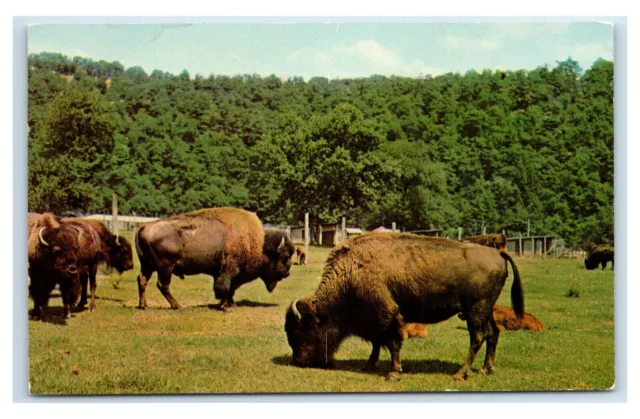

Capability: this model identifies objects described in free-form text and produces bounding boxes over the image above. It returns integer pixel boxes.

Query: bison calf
[296,246,307,265]
[285,233,524,381]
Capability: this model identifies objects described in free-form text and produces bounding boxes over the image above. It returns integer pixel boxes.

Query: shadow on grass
[271,355,460,376]
[93,296,125,303]
[191,300,280,311]
[28,306,84,326]
[234,299,279,308]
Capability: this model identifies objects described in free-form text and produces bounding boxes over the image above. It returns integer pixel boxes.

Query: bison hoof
[137,305,146,310]
[171,304,182,310]
[479,366,494,375]
[453,372,468,382]
[386,372,401,381]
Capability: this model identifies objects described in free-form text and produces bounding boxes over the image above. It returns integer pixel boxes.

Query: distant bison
[464,233,507,252]
[135,207,295,311]
[67,218,134,311]
[296,246,307,265]
[584,244,614,270]
[28,213,82,320]
[285,233,524,381]
[460,305,543,332]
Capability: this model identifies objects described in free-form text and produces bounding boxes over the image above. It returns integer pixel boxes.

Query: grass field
[28,234,615,394]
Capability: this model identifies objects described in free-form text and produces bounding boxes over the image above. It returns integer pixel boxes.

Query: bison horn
[278,237,286,251]
[291,298,302,321]
[115,234,120,246]
[38,227,50,246]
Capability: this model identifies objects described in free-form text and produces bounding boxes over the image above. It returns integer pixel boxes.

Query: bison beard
[135,207,295,311]
[285,233,525,381]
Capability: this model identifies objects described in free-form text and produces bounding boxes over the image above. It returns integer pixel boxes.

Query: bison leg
[384,312,405,381]
[137,267,154,309]
[88,264,98,312]
[479,316,500,375]
[455,314,488,381]
[363,341,382,371]
[78,272,89,309]
[214,263,239,311]
[601,261,607,270]
[157,268,181,309]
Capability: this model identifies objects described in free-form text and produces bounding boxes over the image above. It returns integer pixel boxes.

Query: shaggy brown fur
[28,212,41,235]
[463,233,507,251]
[401,323,428,339]
[136,207,295,311]
[28,213,83,320]
[65,218,134,311]
[584,244,614,270]
[296,246,307,265]
[285,233,524,381]
[459,305,543,332]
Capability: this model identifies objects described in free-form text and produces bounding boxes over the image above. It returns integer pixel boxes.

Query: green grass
[28,238,615,394]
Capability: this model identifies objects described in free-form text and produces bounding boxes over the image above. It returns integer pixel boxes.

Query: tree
[29,88,116,213]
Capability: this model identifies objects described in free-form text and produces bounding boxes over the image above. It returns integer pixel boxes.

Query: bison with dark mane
[584,244,614,270]
[285,232,524,381]
[135,207,295,311]
[28,213,82,320]
[66,218,134,311]
[463,233,507,252]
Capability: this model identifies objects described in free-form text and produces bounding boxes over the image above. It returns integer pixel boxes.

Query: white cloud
[334,40,404,68]
[285,40,446,78]
[441,35,500,51]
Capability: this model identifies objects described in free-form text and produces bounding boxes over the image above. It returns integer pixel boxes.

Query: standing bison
[28,213,82,320]
[66,218,134,311]
[285,233,524,381]
[463,233,507,251]
[135,207,295,311]
[296,246,307,265]
[584,244,614,270]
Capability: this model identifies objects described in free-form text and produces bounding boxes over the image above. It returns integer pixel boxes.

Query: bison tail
[500,251,525,319]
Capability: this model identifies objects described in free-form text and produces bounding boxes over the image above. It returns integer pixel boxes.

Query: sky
[28,22,614,80]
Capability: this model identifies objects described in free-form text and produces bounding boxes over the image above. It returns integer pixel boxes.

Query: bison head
[110,234,134,273]
[584,256,598,270]
[261,230,295,292]
[29,213,79,278]
[284,297,334,368]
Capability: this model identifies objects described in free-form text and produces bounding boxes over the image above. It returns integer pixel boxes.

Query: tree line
[27,52,614,247]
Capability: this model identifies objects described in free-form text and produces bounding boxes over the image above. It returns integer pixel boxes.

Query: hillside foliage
[27,52,614,247]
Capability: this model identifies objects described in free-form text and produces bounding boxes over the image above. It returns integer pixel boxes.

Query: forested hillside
[27,52,614,247]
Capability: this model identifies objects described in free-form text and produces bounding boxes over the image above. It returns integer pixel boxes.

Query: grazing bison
[584,244,614,270]
[285,233,524,381]
[460,305,543,332]
[67,219,134,311]
[464,233,507,252]
[135,207,295,311]
[296,246,307,265]
[28,213,82,320]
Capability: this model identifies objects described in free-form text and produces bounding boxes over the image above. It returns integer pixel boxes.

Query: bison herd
[27,207,610,382]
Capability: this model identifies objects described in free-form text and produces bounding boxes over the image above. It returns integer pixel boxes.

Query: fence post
[458,227,462,241]
[304,212,310,262]
[519,232,522,257]
[111,191,118,236]
[482,226,486,234]
[342,217,346,242]
[392,222,396,232]
[531,237,535,257]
